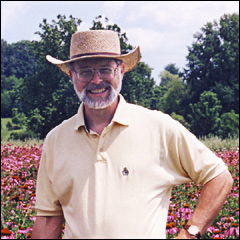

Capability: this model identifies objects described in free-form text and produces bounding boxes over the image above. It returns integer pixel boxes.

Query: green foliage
[1,90,12,117]
[19,15,81,139]
[121,62,155,109]
[159,71,189,116]
[11,108,27,128]
[25,108,44,139]
[150,85,167,111]
[184,13,239,114]
[9,129,36,141]
[218,110,239,139]
[189,91,222,137]
[164,63,181,75]
[1,39,37,79]
[1,118,12,141]
[6,121,13,130]
[1,75,24,117]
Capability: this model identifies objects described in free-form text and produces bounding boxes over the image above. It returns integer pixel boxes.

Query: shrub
[9,130,39,141]
[218,110,239,139]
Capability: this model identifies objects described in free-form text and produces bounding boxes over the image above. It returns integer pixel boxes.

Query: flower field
[1,144,239,239]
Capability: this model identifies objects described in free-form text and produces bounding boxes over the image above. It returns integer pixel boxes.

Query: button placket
[96,134,106,162]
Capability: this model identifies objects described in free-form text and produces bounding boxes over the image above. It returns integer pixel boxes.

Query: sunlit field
[1,144,239,239]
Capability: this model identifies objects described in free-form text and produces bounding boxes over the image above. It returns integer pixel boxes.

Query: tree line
[1,14,239,140]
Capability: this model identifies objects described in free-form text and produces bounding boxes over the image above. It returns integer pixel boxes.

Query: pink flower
[226,224,239,237]
[207,225,216,233]
[212,233,225,239]
[166,223,178,235]
[17,227,29,234]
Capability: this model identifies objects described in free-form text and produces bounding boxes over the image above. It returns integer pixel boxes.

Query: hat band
[71,52,120,59]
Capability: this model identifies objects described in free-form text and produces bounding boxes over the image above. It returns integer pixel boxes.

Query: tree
[164,63,180,75]
[183,13,239,114]
[1,40,37,79]
[155,70,190,119]
[20,15,82,139]
[11,108,27,129]
[188,91,222,137]
[150,85,167,111]
[1,75,23,117]
[1,91,12,117]
[161,72,189,116]
[218,110,239,139]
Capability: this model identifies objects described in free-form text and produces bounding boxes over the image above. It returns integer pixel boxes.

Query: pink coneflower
[166,222,178,235]
[207,225,215,233]
[1,228,15,239]
[212,234,225,239]
[167,212,176,222]
[236,208,239,215]
[227,223,239,237]
[17,227,29,234]
[220,215,226,222]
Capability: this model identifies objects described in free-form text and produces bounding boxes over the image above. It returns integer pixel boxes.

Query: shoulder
[44,113,78,143]
[126,101,181,129]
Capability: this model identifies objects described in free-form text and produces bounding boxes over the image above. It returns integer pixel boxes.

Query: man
[32,30,233,239]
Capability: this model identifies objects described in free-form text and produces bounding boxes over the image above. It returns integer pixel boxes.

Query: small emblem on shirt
[122,167,129,176]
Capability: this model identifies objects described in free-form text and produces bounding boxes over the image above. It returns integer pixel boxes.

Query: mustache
[85,82,112,91]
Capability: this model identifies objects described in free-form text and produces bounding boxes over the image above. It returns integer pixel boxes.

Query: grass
[1,118,43,146]
[200,135,239,151]
[1,118,12,141]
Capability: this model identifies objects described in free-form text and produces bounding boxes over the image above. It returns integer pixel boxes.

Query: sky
[1,1,239,83]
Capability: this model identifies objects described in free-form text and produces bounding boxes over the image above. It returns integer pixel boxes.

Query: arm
[32,215,64,239]
[176,170,233,239]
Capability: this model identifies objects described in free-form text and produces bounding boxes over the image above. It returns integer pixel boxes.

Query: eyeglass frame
[68,59,123,83]
[74,66,119,83]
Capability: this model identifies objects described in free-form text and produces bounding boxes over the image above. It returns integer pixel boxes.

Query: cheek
[73,77,85,92]
[114,80,120,89]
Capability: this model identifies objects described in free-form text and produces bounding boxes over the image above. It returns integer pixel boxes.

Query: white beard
[73,69,122,109]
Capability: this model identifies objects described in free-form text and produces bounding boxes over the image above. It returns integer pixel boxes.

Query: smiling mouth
[89,88,107,94]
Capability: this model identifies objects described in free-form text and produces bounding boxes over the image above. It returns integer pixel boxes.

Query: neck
[83,96,119,135]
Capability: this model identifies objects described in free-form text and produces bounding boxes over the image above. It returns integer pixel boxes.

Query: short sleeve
[35,145,63,216]
[168,120,228,185]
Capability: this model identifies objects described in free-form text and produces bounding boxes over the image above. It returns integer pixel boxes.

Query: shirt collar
[74,94,129,131]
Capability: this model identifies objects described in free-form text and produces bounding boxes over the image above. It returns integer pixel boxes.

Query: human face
[70,58,124,109]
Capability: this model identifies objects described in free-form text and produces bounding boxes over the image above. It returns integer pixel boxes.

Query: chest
[49,124,174,205]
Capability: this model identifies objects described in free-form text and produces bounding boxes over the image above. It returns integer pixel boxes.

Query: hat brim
[46,46,140,77]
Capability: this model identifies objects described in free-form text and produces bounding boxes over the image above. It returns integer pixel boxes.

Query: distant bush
[218,110,239,139]
[12,108,27,128]
[9,130,39,141]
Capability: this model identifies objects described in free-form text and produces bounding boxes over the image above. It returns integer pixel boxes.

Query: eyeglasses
[75,67,118,83]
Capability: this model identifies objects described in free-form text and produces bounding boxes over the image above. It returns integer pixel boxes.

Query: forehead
[73,58,116,69]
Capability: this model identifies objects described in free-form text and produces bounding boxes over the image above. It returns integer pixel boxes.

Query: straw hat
[46,30,140,76]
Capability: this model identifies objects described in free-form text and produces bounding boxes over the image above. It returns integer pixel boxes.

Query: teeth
[90,88,106,94]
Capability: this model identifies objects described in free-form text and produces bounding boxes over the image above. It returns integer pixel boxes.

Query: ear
[69,70,74,81]
[120,62,125,76]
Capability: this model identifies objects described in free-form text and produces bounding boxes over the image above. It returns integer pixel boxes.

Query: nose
[90,71,102,84]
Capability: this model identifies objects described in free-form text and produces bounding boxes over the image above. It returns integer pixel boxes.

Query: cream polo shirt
[35,95,227,239]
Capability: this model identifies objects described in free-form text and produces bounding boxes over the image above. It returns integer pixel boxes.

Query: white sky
[1,1,239,83]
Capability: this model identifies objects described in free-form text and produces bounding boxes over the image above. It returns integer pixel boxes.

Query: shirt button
[99,147,104,152]
[92,135,97,139]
